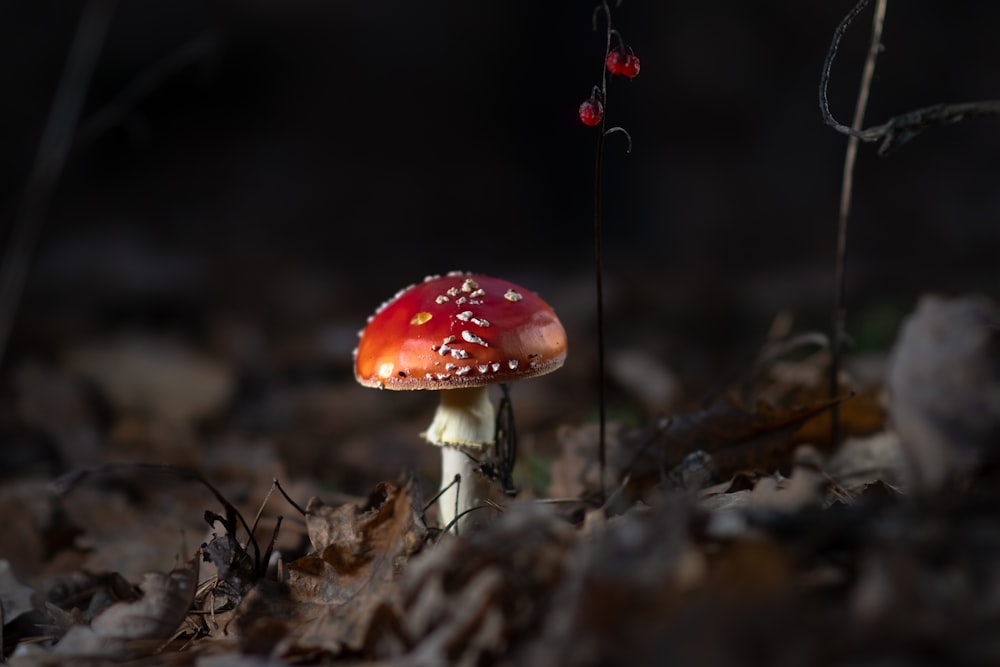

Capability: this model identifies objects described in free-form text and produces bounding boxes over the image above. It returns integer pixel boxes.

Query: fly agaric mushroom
[354,272,567,532]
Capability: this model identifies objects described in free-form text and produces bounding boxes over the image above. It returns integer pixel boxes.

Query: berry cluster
[578,31,640,127]
[605,48,640,79]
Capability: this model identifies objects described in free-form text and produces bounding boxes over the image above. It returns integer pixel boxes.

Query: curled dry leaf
[518,501,705,667]
[373,503,578,666]
[53,555,198,657]
[551,395,846,509]
[887,294,1000,492]
[237,481,426,658]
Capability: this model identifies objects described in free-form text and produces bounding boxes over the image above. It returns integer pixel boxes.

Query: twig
[0,0,118,370]
[272,477,307,516]
[820,0,1000,156]
[830,0,887,448]
[591,0,614,506]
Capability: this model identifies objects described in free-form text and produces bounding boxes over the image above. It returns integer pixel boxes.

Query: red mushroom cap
[354,273,567,390]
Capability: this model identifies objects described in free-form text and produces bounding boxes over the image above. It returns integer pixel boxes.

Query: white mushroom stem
[423,386,496,533]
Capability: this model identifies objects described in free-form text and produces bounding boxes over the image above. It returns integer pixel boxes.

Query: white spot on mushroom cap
[445,363,457,371]
[456,310,473,322]
[461,278,479,293]
[451,348,469,359]
[504,289,523,302]
[491,362,501,372]
[470,288,485,298]
[378,362,394,379]
[456,366,472,376]
[462,330,489,347]
[471,317,490,327]
[508,360,518,370]
[435,295,449,304]
[477,364,489,373]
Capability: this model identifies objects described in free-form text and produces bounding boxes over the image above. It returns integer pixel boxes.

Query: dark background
[2,1,999,484]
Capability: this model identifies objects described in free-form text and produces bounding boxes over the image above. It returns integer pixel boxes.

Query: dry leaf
[238,481,426,658]
[747,466,827,513]
[887,294,1000,491]
[551,395,844,509]
[379,503,577,666]
[0,560,35,625]
[53,555,198,657]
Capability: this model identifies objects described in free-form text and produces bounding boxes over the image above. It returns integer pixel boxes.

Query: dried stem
[830,0,887,447]
[592,0,614,504]
[820,0,1000,156]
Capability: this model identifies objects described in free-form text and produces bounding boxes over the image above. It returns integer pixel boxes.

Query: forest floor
[2,260,999,666]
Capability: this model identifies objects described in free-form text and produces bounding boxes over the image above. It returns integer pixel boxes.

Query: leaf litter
[3,294,1000,665]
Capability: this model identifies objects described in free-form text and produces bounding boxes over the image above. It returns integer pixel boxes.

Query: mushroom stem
[437,445,493,533]
[424,386,495,533]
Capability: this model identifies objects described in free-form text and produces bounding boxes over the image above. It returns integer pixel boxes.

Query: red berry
[606,49,640,79]
[578,97,604,126]
[605,50,626,75]
[621,54,640,78]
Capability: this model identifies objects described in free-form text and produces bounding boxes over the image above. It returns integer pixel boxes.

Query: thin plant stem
[593,0,614,504]
[830,0,887,446]
[594,126,608,504]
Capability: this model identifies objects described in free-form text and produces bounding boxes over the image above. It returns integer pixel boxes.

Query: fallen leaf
[551,395,846,509]
[0,560,35,625]
[379,503,577,666]
[235,481,426,658]
[887,294,1000,492]
[53,555,198,657]
[747,466,827,513]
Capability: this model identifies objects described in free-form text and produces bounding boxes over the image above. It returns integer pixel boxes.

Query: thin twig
[820,0,1000,156]
[0,0,118,370]
[592,0,613,506]
[272,477,307,516]
[830,0,887,448]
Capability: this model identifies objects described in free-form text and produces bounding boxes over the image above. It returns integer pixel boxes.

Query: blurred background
[1,0,999,493]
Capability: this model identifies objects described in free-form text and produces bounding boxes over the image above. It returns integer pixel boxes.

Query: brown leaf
[551,394,845,508]
[379,503,577,666]
[887,294,1000,492]
[53,555,198,657]
[245,480,426,658]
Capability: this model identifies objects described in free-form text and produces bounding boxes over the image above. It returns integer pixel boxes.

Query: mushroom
[354,272,567,532]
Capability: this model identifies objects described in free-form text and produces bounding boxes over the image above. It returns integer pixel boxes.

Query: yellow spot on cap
[411,311,433,325]
[378,362,395,378]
